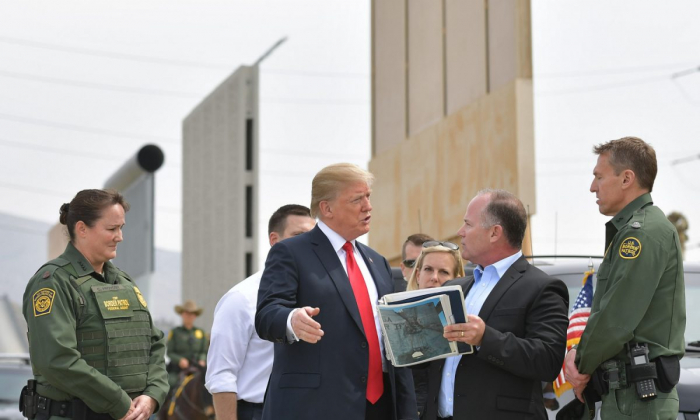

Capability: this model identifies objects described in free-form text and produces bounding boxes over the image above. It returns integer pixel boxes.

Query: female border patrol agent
[166,300,208,387]
[22,189,168,420]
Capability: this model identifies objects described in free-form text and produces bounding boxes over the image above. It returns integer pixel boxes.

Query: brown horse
[158,365,214,420]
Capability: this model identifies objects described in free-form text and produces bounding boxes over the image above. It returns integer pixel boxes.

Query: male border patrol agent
[565,137,686,419]
[166,300,208,387]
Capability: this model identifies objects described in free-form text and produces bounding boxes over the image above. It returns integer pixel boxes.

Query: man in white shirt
[205,204,315,420]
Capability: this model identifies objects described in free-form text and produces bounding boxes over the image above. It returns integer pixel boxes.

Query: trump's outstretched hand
[292,307,324,344]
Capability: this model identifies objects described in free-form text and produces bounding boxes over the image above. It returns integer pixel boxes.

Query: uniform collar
[609,193,653,230]
[62,242,97,277]
[62,242,117,283]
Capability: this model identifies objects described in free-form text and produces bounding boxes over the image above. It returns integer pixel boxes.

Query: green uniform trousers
[600,386,678,419]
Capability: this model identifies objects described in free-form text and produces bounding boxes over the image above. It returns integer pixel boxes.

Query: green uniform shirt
[576,193,686,374]
[22,242,169,419]
[166,325,209,367]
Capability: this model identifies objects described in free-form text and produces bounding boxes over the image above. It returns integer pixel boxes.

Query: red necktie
[342,241,384,404]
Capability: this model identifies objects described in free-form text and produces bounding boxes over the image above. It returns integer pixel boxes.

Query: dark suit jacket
[255,225,418,420]
[424,256,569,420]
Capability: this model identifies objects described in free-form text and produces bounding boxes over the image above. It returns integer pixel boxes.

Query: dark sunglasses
[422,240,460,251]
[403,259,416,268]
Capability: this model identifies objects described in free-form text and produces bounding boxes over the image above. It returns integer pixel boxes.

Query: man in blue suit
[255,163,418,420]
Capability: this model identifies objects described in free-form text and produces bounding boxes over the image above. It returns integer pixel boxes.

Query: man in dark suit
[424,189,569,420]
[255,163,418,420]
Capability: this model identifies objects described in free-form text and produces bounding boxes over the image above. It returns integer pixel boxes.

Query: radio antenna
[527,204,534,265]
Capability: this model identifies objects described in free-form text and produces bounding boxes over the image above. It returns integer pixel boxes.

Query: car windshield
[685,270,700,345]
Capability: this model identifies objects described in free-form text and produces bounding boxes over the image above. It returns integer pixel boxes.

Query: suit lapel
[356,242,391,297]
[309,227,365,334]
[478,256,528,321]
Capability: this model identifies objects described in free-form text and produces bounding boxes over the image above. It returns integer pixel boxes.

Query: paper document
[378,285,473,367]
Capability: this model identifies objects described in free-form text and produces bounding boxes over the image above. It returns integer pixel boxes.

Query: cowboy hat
[174,299,203,316]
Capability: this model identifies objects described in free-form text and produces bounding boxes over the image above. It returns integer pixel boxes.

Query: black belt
[238,399,264,408]
[36,396,113,420]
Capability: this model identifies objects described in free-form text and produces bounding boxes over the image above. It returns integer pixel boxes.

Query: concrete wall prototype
[371,0,535,266]
[182,65,259,330]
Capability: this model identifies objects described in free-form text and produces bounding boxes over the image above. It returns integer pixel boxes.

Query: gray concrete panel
[182,66,259,330]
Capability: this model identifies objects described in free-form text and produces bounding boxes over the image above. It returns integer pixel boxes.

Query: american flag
[553,268,594,397]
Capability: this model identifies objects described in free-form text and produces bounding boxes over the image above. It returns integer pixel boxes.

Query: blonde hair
[310,163,374,219]
[406,245,466,291]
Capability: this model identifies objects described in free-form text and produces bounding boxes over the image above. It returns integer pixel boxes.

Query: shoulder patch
[133,287,147,307]
[619,237,642,259]
[33,288,56,317]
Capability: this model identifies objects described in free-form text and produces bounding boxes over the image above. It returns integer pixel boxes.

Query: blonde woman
[406,241,466,292]
[405,241,465,419]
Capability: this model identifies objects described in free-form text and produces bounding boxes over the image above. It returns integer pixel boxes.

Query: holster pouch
[655,355,680,393]
[19,381,38,419]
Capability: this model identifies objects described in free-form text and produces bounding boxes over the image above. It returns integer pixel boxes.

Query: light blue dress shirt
[437,251,523,418]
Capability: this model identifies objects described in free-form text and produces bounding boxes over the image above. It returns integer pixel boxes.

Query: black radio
[628,342,657,400]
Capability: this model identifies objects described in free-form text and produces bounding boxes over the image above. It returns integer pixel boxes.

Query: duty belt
[35,396,113,420]
[593,358,658,395]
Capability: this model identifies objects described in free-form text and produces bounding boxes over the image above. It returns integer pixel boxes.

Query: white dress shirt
[285,220,385,364]
[205,271,272,403]
[437,251,523,417]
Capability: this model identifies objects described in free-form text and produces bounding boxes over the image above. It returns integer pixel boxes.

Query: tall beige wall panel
[445,0,487,114]
[372,0,407,156]
[407,0,444,137]
[488,0,532,91]
[369,80,535,263]
[370,0,534,265]
[182,66,259,330]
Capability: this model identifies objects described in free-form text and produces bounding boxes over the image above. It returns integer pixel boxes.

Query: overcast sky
[1,0,699,264]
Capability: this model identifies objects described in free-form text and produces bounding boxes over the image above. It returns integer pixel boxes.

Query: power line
[262,68,369,79]
[0,70,201,98]
[536,74,667,96]
[0,35,232,70]
[0,35,370,80]
[536,61,698,79]
[261,148,366,160]
[0,223,49,236]
[0,137,126,161]
[0,180,72,198]
[0,181,183,216]
[263,97,367,106]
[0,112,179,143]
[0,137,182,166]
[670,153,700,166]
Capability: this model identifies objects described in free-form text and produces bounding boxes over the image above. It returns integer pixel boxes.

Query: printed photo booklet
[378,285,474,367]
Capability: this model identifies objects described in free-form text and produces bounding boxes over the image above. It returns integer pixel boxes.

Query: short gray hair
[477,189,527,249]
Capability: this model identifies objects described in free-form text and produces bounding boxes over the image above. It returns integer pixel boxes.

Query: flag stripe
[553,269,594,397]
